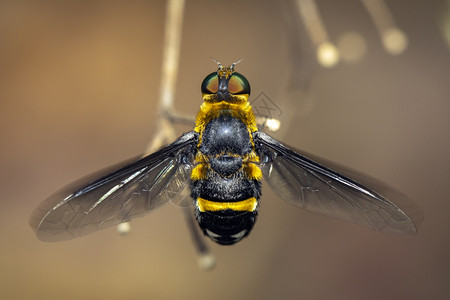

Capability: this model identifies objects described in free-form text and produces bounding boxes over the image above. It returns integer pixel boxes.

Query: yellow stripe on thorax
[194,101,258,134]
[197,197,258,212]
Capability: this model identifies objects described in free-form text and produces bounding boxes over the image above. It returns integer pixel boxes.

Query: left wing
[29,132,197,242]
[254,132,423,235]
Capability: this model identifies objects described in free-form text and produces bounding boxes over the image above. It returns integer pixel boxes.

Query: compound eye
[201,72,219,94]
[228,72,250,95]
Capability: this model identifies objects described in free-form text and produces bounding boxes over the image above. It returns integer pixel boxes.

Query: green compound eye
[228,72,250,95]
[201,72,219,94]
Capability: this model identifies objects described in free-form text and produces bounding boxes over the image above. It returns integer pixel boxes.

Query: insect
[30,60,423,245]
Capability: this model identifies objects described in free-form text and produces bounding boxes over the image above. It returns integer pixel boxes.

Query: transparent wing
[30,132,197,242]
[255,132,423,235]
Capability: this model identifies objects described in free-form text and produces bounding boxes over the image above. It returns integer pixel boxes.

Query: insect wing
[255,132,423,235]
[30,132,197,242]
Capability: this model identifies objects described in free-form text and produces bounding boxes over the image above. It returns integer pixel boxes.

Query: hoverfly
[30,60,423,245]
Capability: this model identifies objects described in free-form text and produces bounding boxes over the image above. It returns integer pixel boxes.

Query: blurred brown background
[1,0,449,299]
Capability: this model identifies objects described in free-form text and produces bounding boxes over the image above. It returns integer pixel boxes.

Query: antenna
[210,57,223,70]
[230,58,243,70]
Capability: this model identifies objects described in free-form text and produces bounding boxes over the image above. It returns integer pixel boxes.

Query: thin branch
[361,0,408,55]
[142,0,215,270]
[145,0,187,155]
[295,0,339,67]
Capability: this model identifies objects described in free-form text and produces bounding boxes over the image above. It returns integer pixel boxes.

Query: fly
[30,60,423,245]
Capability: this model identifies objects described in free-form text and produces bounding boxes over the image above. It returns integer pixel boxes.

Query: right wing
[255,132,423,235]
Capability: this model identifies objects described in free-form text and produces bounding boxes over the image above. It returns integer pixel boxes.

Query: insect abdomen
[191,172,261,245]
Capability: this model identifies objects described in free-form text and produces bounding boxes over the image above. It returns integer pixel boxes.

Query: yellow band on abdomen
[197,197,258,212]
